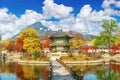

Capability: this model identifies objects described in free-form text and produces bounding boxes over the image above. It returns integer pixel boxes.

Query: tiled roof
[50,29,73,38]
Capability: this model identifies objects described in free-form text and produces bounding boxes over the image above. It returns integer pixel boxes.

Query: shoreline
[64,59,104,65]
[18,60,50,64]
[57,59,120,65]
[4,58,120,65]
[4,60,50,65]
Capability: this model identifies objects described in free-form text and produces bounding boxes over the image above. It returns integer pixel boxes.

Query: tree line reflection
[69,64,120,80]
[0,63,51,80]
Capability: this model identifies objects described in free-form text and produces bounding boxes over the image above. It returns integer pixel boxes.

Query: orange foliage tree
[40,37,52,49]
[13,37,24,52]
[69,33,86,49]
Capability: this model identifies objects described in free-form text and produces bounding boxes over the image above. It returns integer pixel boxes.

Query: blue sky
[0,0,120,39]
[0,0,104,16]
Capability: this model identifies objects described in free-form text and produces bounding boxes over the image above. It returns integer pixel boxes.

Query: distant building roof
[50,29,73,38]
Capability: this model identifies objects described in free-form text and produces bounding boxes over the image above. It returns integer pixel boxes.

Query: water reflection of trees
[69,64,120,80]
[70,65,101,75]
[0,63,8,73]
[95,65,119,80]
[0,63,50,80]
[15,64,24,80]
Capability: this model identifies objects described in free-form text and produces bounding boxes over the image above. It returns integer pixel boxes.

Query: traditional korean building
[49,29,73,52]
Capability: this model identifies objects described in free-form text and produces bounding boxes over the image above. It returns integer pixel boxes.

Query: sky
[0,0,120,40]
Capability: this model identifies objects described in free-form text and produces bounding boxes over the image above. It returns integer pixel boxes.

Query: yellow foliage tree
[88,39,96,46]
[19,28,40,52]
[19,28,39,38]
[115,32,120,46]
[1,38,12,50]
[69,33,86,49]
[23,38,40,52]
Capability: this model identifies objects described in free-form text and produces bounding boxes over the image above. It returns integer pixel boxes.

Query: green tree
[19,28,40,52]
[94,19,118,53]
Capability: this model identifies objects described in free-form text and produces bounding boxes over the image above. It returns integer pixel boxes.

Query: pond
[68,63,120,80]
[0,63,51,80]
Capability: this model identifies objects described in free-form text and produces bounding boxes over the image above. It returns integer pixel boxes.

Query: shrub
[78,49,83,56]
[100,51,107,54]
[67,52,73,57]
[32,51,40,59]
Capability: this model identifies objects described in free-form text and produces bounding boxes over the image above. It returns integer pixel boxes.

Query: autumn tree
[13,37,24,52]
[94,19,118,53]
[19,28,40,52]
[6,39,15,52]
[1,38,11,50]
[40,37,52,49]
[69,33,86,49]
[115,32,120,45]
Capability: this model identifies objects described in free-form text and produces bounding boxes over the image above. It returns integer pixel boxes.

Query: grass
[52,54,60,56]
[21,57,50,62]
[60,55,99,61]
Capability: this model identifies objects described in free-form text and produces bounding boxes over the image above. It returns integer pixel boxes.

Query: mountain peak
[30,22,42,26]
[27,22,52,38]
[12,22,53,39]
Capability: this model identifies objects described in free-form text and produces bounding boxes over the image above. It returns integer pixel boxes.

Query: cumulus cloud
[0,8,18,39]
[116,1,120,8]
[42,4,114,36]
[0,8,42,40]
[41,1,119,36]
[102,0,120,16]
[16,10,42,30]
[75,5,113,35]
[0,0,120,40]
[42,0,73,19]
[102,0,115,9]
[102,0,120,8]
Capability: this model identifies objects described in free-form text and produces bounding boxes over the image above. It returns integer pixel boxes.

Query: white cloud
[102,0,120,16]
[0,8,18,24]
[42,3,118,36]
[0,8,42,40]
[42,0,73,19]
[102,0,115,9]
[78,5,92,18]
[116,1,120,8]
[0,0,120,40]
[16,10,42,30]
[104,8,120,16]
[102,0,120,8]
[0,8,18,39]
[118,23,120,28]
[42,4,113,36]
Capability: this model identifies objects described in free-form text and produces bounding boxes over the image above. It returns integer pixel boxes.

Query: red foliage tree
[40,37,52,49]
[13,37,24,52]
[110,44,119,54]
[82,46,89,52]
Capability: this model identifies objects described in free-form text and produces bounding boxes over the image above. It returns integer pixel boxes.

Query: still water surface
[68,64,120,80]
[0,63,50,80]
[1,63,120,80]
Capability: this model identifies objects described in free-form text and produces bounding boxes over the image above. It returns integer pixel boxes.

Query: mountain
[67,30,96,41]
[26,22,52,38]
[12,22,96,40]
[84,34,96,41]
[12,22,53,38]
